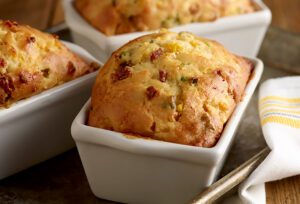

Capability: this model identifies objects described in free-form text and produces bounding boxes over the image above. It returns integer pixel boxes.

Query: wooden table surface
[0,0,300,203]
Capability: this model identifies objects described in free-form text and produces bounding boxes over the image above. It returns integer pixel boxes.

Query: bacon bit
[67,61,76,75]
[26,36,36,44]
[244,58,255,72]
[174,113,181,121]
[4,20,18,28]
[232,88,239,102]
[112,67,131,82]
[203,104,209,112]
[215,69,226,82]
[189,4,200,15]
[89,62,101,71]
[215,69,222,76]
[84,62,101,74]
[191,77,198,85]
[150,48,163,62]
[151,122,156,132]
[114,53,121,61]
[9,47,17,56]
[250,62,255,72]
[159,70,168,82]
[41,68,50,78]
[119,61,132,69]
[52,34,59,39]
[0,75,14,100]
[0,58,6,68]
[31,86,38,93]
[111,62,132,82]
[128,15,135,22]
[146,86,159,100]
[19,71,34,83]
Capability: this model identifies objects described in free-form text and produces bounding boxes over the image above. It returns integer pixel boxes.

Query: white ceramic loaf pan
[63,0,271,62]
[71,58,263,204]
[0,42,102,180]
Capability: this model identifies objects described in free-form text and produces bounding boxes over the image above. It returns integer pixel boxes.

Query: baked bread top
[74,0,256,36]
[88,31,253,147]
[0,20,100,107]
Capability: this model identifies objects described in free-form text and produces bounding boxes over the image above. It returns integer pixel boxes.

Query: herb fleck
[180,76,188,82]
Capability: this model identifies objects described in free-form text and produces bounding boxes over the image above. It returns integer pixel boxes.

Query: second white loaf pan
[63,0,271,62]
[0,42,102,180]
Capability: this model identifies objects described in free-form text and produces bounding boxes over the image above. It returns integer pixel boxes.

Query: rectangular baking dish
[71,58,263,204]
[0,42,102,180]
[63,0,271,62]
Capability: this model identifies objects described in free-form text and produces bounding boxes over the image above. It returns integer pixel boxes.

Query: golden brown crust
[74,0,256,36]
[88,31,253,147]
[0,20,100,107]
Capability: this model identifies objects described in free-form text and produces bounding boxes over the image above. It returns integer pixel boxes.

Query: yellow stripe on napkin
[260,96,300,103]
[259,96,300,128]
[260,103,300,110]
[261,116,300,128]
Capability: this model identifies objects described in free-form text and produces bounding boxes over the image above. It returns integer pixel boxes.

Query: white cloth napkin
[238,76,300,203]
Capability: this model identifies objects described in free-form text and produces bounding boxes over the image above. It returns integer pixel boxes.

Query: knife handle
[190,147,270,204]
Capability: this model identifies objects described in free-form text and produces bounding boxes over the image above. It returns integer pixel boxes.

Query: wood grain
[266,176,300,204]
[0,0,56,30]
[51,0,65,26]
[258,27,300,74]
[264,0,300,33]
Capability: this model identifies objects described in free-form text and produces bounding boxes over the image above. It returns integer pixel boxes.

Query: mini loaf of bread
[0,20,100,107]
[88,31,253,147]
[74,0,256,36]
